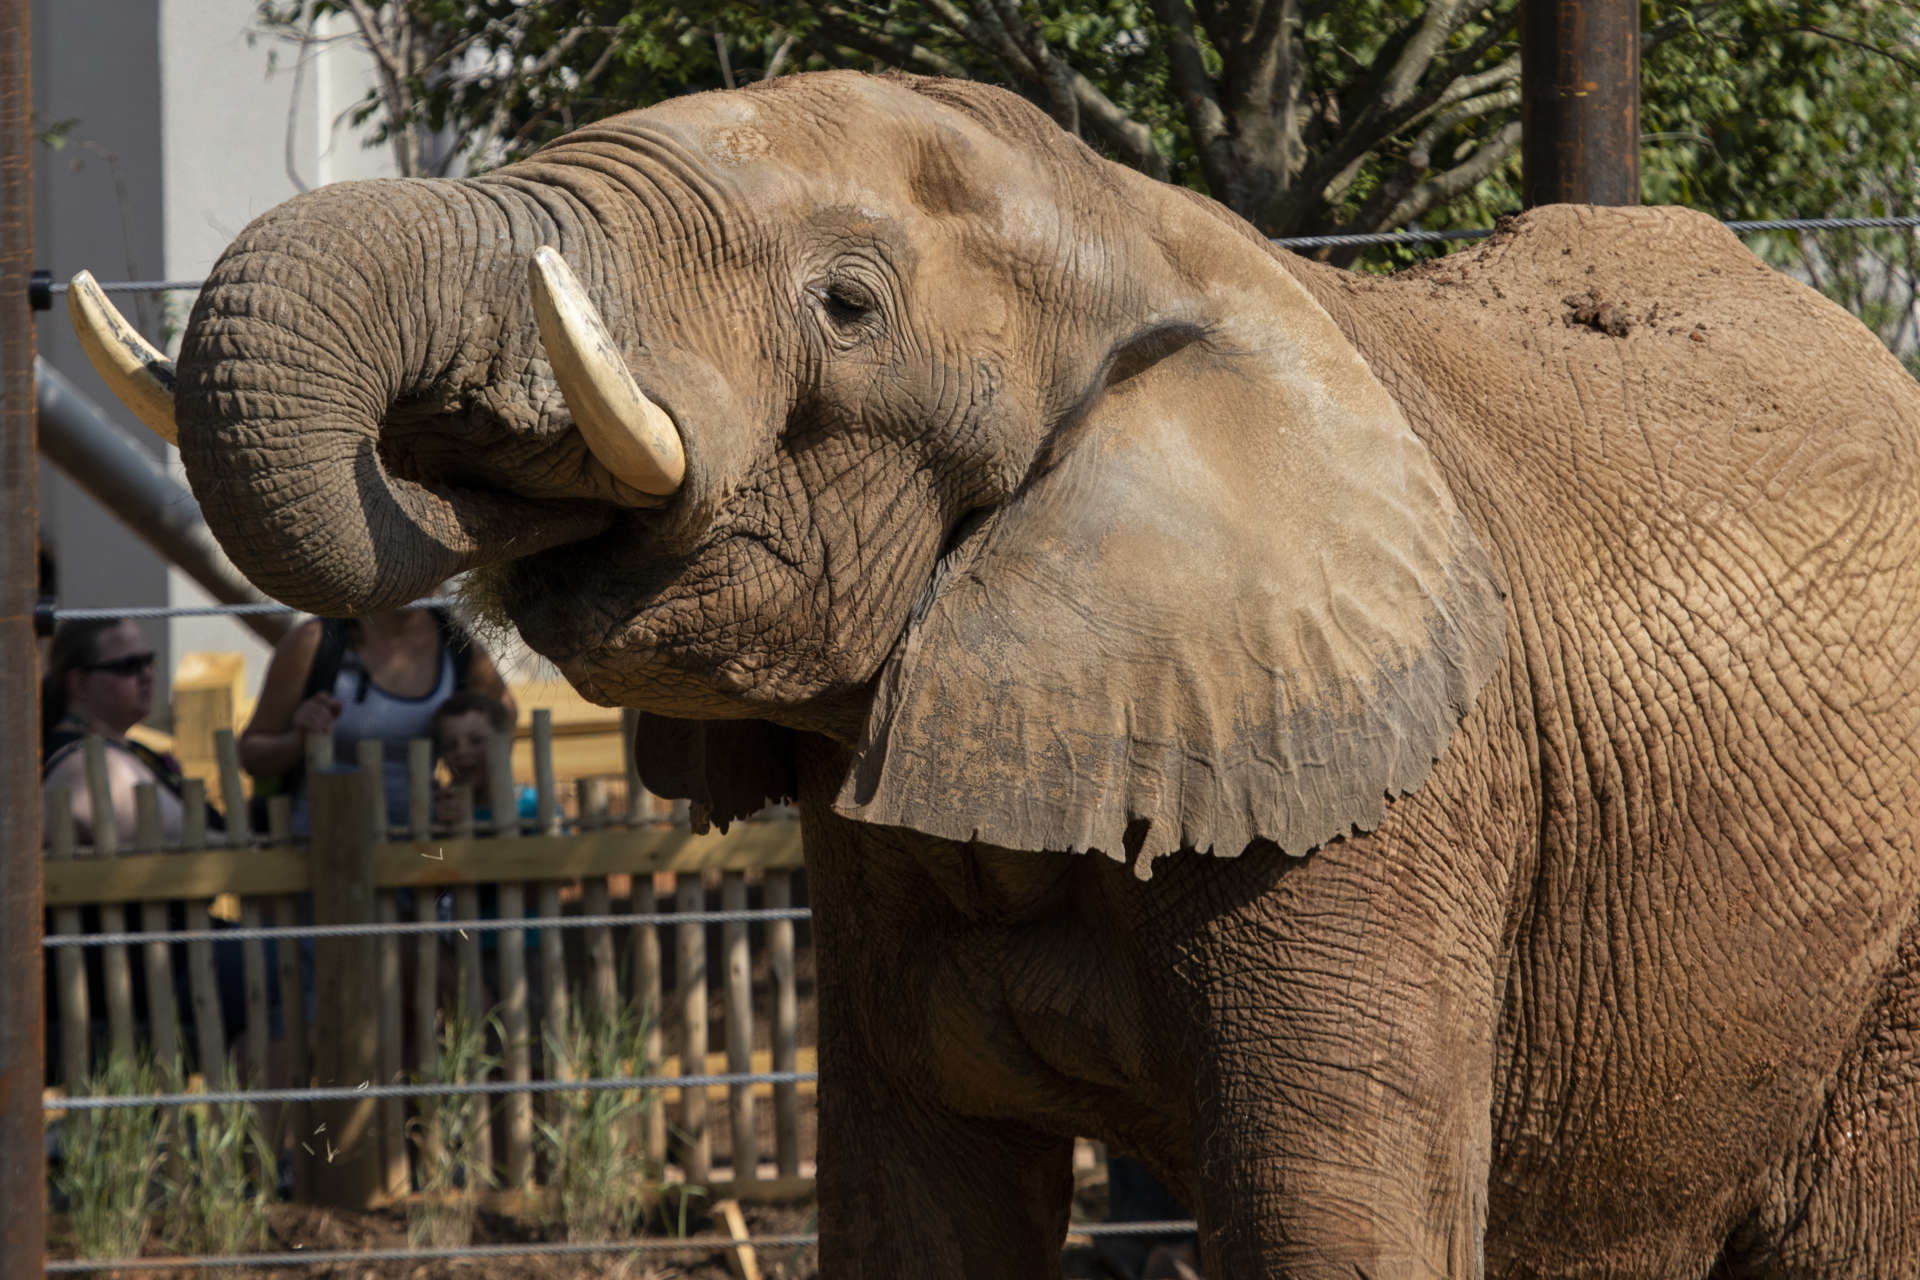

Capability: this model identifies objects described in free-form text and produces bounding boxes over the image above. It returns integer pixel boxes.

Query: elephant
[73,70,1920,1278]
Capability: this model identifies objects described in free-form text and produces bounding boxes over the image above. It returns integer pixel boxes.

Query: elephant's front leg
[812,1024,1075,1277]
[1148,842,1503,1279]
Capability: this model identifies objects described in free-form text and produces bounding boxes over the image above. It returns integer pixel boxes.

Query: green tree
[257,1,1919,362]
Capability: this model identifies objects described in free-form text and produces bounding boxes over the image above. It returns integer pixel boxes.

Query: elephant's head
[80,71,1504,871]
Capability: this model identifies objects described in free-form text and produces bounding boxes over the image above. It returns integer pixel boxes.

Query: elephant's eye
[814,281,876,328]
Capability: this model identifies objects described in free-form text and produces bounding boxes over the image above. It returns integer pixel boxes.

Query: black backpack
[248,608,474,826]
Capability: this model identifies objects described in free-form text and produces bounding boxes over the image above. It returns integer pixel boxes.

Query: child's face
[437,711,495,788]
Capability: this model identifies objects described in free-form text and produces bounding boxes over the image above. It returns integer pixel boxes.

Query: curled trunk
[175,178,613,616]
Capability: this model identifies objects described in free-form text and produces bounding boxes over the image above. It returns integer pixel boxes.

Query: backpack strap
[431,607,475,691]
[251,617,353,817]
[303,618,353,701]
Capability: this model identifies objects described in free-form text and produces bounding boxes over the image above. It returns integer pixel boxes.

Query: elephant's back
[1294,205,1920,1256]
[1304,205,1920,552]
[1296,204,1920,719]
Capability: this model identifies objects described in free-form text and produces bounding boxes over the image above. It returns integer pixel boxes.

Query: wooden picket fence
[42,710,812,1209]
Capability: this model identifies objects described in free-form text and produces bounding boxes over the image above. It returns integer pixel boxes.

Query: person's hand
[289,692,343,737]
[433,785,474,828]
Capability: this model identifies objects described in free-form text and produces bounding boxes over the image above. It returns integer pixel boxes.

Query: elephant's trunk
[175,179,614,616]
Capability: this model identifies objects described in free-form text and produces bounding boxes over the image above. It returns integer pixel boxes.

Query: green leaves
[255,0,1917,362]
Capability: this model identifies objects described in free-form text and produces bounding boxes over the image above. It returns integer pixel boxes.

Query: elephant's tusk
[528,247,686,498]
[67,270,179,446]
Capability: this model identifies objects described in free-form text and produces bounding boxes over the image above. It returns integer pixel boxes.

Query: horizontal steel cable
[35,213,1920,308]
[41,1221,1200,1272]
[44,1069,818,1112]
[1276,212,1920,248]
[49,596,457,622]
[43,905,812,948]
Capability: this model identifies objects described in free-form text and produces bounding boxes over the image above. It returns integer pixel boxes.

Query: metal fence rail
[45,1070,818,1112]
[30,210,1920,304]
[43,905,812,948]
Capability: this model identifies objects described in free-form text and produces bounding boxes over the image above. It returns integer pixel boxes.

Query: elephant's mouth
[487,519,658,664]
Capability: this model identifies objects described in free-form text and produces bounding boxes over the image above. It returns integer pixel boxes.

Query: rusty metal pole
[0,0,43,1273]
[1521,0,1641,206]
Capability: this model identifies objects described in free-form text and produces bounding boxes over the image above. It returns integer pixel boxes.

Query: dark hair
[432,690,514,742]
[41,617,125,742]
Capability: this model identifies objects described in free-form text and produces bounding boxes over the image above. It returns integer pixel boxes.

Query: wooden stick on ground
[714,1198,763,1280]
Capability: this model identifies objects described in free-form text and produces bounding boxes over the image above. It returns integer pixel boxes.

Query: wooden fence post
[765,871,800,1178]
[634,870,667,1171]
[308,764,384,1208]
[487,732,534,1188]
[45,794,90,1092]
[406,738,443,1178]
[723,871,757,1183]
[214,732,270,1090]
[531,712,572,1121]
[80,739,136,1063]
[130,785,180,1076]
[356,739,410,1200]
[265,793,312,1200]
[676,871,711,1186]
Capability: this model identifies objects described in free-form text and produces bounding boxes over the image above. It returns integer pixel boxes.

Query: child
[432,690,537,828]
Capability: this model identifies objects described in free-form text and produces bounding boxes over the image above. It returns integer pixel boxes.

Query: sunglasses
[85,652,157,678]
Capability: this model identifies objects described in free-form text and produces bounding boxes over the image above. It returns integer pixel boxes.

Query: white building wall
[34,0,398,715]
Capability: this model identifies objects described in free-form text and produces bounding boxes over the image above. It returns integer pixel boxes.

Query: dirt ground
[49,1198,1135,1279]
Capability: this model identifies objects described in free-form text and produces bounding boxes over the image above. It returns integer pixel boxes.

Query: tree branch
[977,0,1077,130]
[1154,0,1232,192]
[1778,24,1920,77]
[337,0,418,175]
[920,0,1039,78]
[1408,83,1521,155]
[764,32,798,80]
[809,9,973,80]
[1377,119,1521,229]
[1379,0,1469,109]
[1303,5,1518,219]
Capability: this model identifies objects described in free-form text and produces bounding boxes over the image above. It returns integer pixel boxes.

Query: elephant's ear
[833,230,1505,875]
[632,715,795,833]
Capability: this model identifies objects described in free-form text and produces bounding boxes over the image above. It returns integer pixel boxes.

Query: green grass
[52,1050,274,1270]
[51,1053,171,1262]
[536,995,666,1248]
[166,1090,271,1259]
[409,1000,503,1250]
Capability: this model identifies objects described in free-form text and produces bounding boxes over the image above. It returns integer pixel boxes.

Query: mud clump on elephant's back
[1562,289,1636,338]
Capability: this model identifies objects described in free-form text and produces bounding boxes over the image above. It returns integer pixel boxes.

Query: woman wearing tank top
[240,609,515,836]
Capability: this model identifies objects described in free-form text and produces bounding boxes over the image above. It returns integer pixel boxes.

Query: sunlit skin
[64,619,155,738]
[435,709,495,804]
[42,620,183,844]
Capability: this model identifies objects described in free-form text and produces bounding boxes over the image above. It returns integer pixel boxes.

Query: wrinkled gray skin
[173,72,1920,1277]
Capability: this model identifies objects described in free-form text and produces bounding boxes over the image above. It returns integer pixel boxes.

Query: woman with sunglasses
[41,617,210,844]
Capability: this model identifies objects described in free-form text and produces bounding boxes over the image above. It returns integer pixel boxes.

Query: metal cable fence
[43,905,813,948]
[46,1071,819,1113]
[32,212,1920,298]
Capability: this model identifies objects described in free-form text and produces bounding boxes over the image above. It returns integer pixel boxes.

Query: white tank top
[290,640,455,835]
